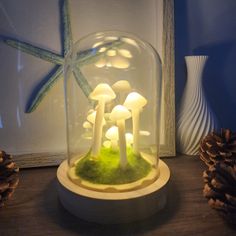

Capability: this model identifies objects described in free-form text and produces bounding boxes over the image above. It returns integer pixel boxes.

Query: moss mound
[75,147,152,185]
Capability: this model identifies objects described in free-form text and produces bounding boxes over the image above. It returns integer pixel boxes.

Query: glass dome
[64,31,162,192]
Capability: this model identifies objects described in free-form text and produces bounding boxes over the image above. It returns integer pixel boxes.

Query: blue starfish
[0,0,121,113]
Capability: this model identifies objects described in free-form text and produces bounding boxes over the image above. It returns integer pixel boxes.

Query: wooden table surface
[0,155,235,236]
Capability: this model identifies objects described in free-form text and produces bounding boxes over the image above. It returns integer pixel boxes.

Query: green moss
[75,147,152,184]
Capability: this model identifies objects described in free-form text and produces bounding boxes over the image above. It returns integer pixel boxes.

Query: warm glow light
[83,121,92,129]
[110,105,131,168]
[112,80,131,103]
[92,42,103,48]
[106,126,119,140]
[111,56,130,69]
[105,36,119,41]
[124,92,147,110]
[89,84,116,157]
[110,105,131,121]
[121,37,139,49]
[105,126,119,150]
[106,49,117,57]
[124,92,147,155]
[99,47,106,53]
[125,132,134,145]
[87,111,96,124]
[118,49,132,58]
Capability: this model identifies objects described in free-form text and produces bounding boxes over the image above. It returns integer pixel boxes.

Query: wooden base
[57,160,170,224]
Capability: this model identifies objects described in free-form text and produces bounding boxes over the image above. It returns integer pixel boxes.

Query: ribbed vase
[177,56,219,155]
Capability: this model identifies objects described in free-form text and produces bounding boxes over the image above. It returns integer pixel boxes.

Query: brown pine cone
[203,161,236,225]
[199,129,236,167]
[0,150,19,207]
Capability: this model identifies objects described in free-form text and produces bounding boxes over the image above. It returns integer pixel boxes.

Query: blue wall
[175,0,236,130]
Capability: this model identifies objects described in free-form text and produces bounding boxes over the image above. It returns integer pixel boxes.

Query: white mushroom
[105,126,119,150]
[125,133,134,147]
[112,80,131,104]
[89,84,116,157]
[110,105,131,168]
[87,111,105,142]
[87,111,106,126]
[124,92,147,155]
[83,121,92,129]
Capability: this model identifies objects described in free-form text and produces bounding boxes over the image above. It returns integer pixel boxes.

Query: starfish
[0,0,122,113]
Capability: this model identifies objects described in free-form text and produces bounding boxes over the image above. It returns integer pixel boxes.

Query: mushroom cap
[87,111,106,126]
[110,105,131,121]
[112,80,131,93]
[105,126,119,140]
[83,121,92,129]
[87,111,96,124]
[89,83,116,102]
[125,133,134,144]
[123,92,147,110]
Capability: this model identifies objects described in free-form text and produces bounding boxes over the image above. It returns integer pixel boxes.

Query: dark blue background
[175,0,236,130]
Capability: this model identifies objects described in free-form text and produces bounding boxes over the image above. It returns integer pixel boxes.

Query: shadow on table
[43,177,181,235]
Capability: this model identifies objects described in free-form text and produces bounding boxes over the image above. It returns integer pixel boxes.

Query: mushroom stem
[132,108,140,155]
[91,99,105,157]
[117,119,127,169]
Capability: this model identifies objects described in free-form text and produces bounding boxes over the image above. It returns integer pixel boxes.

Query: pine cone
[199,129,236,167]
[203,161,236,225]
[0,150,19,207]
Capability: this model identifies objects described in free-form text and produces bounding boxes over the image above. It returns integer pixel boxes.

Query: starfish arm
[26,66,63,113]
[62,0,73,55]
[72,66,93,97]
[0,36,64,65]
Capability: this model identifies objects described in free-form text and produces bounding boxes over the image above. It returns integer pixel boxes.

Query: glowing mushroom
[124,92,147,155]
[83,121,92,129]
[110,105,131,168]
[89,84,116,157]
[87,111,106,141]
[125,133,134,147]
[112,80,131,103]
[105,126,119,150]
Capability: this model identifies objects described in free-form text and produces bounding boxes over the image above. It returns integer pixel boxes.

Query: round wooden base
[57,159,170,224]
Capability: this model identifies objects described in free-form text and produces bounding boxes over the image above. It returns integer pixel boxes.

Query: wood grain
[0,155,235,235]
[13,152,66,168]
[160,0,176,157]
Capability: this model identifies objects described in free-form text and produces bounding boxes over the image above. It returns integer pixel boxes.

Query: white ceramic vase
[177,56,219,155]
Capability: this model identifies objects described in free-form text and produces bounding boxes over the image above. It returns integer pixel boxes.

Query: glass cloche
[64,31,162,192]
